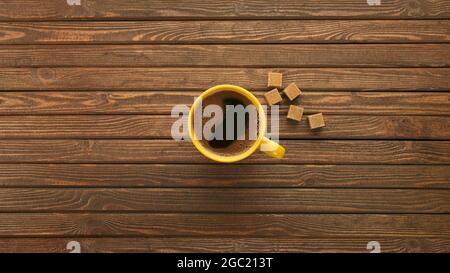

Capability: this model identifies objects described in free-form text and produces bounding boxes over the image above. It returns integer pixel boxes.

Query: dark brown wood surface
[0,164,449,188]
[1,115,449,139]
[1,68,449,91]
[2,0,450,20]
[2,237,449,253]
[0,213,449,237]
[0,0,449,253]
[0,188,449,213]
[1,91,448,115]
[2,44,450,67]
[1,20,450,44]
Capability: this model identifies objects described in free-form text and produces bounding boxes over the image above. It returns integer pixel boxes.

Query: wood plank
[2,44,450,68]
[0,140,448,164]
[2,20,449,44]
[0,213,448,237]
[0,188,448,213]
[2,237,450,253]
[0,115,449,140]
[1,0,449,20]
[0,91,448,116]
[1,68,449,91]
[1,164,448,188]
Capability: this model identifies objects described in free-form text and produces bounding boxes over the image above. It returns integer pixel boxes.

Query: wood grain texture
[0,164,448,189]
[0,213,448,237]
[0,140,448,164]
[0,91,448,116]
[2,44,450,68]
[0,115,449,140]
[2,237,450,253]
[0,188,448,213]
[1,20,449,44]
[1,68,449,91]
[1,0,449,20]
[1,0,449,254]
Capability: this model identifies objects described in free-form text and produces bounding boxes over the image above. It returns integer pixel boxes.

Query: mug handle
[260,137,285,159]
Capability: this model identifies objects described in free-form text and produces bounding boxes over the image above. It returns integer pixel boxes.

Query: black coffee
[198,91,258,155]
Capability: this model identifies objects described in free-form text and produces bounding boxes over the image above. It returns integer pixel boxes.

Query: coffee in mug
[188,84,285,163]
[197,90,259,156]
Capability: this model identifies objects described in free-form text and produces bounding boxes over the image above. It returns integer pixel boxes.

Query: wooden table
[0,0,449,253]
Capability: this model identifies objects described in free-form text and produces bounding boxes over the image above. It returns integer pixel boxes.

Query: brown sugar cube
[267,72,282,88]
[263,88,282,106]
[287,105,304,122]
[308,113,325,129]
[283,83,302,101]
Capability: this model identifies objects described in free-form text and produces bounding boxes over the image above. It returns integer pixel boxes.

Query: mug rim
[188,84,267,163]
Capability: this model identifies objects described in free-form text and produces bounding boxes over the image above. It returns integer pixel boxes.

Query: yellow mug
[188,84,285,163]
